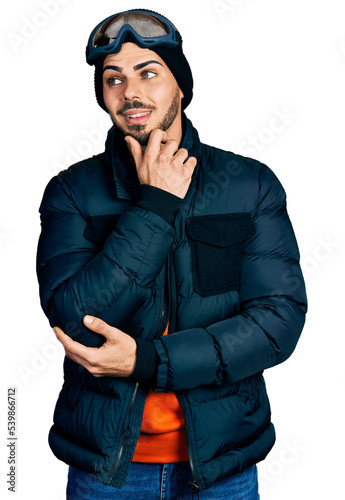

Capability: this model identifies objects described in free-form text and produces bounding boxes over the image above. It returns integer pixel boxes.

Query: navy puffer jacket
[36,114,307,492]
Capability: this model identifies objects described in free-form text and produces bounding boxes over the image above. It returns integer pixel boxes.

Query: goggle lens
[92,12,170,48]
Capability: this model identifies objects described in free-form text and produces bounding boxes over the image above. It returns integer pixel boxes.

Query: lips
[122,110,152,125]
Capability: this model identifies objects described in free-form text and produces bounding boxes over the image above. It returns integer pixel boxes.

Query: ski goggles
[86,9,182,66]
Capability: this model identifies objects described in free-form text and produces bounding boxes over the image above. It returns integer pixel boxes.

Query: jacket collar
[100,113,202,200]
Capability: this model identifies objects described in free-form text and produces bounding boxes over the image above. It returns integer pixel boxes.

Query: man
[36,8,307,499]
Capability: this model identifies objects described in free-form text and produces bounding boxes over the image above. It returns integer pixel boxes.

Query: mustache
[117,101,156,116]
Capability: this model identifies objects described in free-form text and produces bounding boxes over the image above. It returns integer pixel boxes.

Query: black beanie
[93,25,193,111]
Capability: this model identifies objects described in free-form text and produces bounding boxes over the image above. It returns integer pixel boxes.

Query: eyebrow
[102,60,163,74]
[134,60,163,71]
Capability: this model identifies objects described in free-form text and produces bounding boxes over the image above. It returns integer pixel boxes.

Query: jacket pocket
[186,213,255,297]
[83,214,122,247]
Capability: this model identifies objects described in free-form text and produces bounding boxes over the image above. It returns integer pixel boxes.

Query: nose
[123,77,143,101]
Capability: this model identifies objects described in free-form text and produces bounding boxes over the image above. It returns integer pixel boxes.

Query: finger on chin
[147,129,167,151]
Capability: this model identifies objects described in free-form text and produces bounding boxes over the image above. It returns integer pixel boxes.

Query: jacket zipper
[176,391,201,493]
[167,238,201,492]
[149,260,169,340]
[106,382,139,485]
[106,258,169,486]
[167,244,176,334]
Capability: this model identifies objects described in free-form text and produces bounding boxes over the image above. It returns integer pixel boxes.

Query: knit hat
[92,11,193,111]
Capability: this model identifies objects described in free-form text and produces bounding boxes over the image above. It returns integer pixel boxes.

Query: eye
[106,77,122,87]
[142,70,156,80]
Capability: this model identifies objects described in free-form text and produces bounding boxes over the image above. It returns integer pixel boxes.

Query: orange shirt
[132,323,189,462]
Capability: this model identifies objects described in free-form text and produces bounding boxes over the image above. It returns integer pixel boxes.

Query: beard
[111,86,181,146]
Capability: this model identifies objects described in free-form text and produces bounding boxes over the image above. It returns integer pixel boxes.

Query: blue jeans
[66,462,260,499]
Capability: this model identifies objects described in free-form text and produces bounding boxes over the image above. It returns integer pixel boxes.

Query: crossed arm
[41,130,307,391]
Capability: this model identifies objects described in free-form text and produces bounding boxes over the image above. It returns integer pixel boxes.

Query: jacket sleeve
[153,163,307,390]
[36,174,175,345]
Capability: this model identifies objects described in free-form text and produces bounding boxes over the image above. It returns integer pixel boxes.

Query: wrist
[128,338,159,384]
[135,184,183,226]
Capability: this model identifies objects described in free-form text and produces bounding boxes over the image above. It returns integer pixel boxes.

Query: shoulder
[57,153,111,189]
[200,142,286,208]
[39,154,113,214]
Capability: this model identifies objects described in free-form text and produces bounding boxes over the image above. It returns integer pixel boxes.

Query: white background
[1,0,344,498]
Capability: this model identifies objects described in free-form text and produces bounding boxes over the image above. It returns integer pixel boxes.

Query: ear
[179,87,184,99]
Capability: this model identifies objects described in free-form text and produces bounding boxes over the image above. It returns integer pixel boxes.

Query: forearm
[147,294,306,391]
[37,179,184,343]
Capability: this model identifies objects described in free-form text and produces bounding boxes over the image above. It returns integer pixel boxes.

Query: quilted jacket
[36,113,307,492]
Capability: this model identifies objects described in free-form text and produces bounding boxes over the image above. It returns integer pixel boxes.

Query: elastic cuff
[128,339,159,384]
[135,184,183,226]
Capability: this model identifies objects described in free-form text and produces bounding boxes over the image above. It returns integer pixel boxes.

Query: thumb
[83,315,119,339]
[124,135,143,167]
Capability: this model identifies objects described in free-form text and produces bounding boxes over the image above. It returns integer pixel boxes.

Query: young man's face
[102,42,184,146]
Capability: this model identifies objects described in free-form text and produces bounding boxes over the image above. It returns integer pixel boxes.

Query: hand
[53,316,137,378]
[125,129,197,198]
